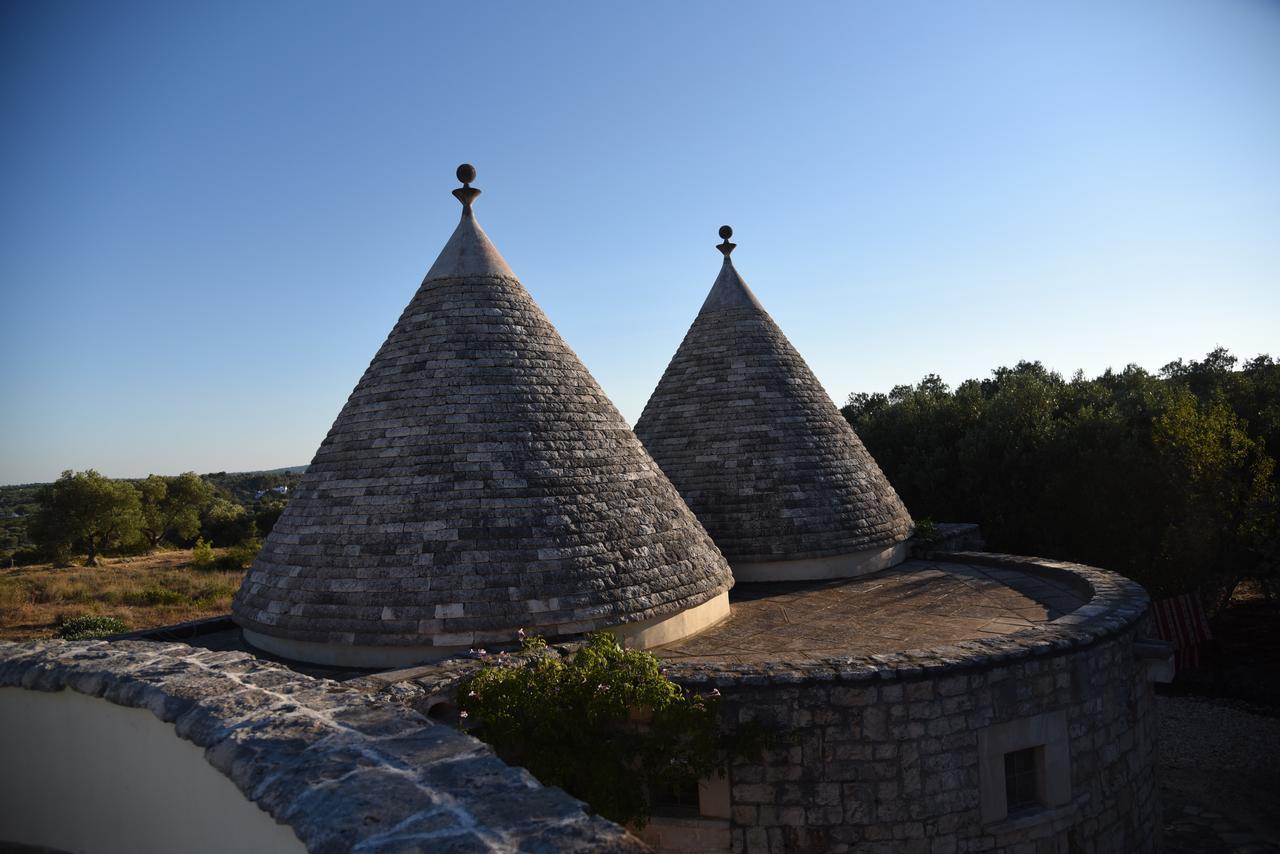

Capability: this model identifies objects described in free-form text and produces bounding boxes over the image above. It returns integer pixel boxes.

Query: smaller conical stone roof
[634,227,913,580]
[233,167,732,666]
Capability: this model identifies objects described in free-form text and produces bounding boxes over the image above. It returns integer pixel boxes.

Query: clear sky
[2,1,1277,485]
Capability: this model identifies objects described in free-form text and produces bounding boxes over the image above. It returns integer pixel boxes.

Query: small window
[978,711,1069,824]
[1004,747,1041,813]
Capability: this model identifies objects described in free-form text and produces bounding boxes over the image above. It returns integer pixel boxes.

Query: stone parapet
[0,639,644,853]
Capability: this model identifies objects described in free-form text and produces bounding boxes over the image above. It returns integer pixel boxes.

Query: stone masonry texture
[351,552,1161,854]
[0,639,646,853]
[634,257,913,563]
[661,553,1161,854]
[233,216,733,650]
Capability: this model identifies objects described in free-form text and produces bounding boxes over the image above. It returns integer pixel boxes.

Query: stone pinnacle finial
[717,225,736,258]
[452,163,481,212]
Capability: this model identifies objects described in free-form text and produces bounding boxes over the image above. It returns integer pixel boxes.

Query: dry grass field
[0,549,246,641]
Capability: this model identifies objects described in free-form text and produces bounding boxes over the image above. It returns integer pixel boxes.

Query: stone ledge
[0,639,646,853]
[658,551,1150,687]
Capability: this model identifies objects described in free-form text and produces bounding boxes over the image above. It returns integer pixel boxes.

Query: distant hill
[200,467,307,505]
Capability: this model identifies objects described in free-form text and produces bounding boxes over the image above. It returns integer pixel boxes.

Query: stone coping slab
[0,639,645,853]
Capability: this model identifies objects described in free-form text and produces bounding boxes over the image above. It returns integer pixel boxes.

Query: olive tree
[30,470,143,566]
[138,471,213,549]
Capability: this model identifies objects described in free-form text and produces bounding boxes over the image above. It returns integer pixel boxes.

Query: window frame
[977,709,1071,825]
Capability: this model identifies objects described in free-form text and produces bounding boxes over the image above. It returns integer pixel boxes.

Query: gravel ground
[1159,695,1280,853]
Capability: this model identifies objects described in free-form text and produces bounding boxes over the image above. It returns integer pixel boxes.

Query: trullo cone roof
[634,229,913,565]
[233,169,732,662]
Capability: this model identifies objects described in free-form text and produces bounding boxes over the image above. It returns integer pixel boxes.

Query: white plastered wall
[730,541,909,582]
[0,687,305,854]
[245,589,734,667]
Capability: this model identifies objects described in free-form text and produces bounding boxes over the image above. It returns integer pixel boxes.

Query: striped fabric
[1152,593,1214,672]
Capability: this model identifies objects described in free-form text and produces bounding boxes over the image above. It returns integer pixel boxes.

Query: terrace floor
[653,559,1087,666]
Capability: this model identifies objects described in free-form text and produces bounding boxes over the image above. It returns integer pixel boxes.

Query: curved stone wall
[660,553,1161,853]
[0,640,643,853]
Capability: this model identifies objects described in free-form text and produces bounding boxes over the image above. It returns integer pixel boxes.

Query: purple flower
[468,690,478,698]
[517,628,526,639]
[709,688,721,698]
[459,710,469,719]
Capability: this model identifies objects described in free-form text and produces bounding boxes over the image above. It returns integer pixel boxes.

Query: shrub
[459,632,766,828]
[191,537,215,568]
[57,614,129,640]
[913,517,940,543]
[219,535,262,570]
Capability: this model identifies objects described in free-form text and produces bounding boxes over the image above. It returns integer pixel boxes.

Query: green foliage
[253,499,288,538]
[121,586,185,606]
[0,483,41,566]
[191,537,216,568]
[1,466,297,566]
[201,468,303,505]
[200,496,252,546]
[29,470,143,566]
[219,532,262,570]
[843,350,1279,600]
[57,614,129,640]
[913,518,940,543]
[459,632,765,828]
[138,472,214,549]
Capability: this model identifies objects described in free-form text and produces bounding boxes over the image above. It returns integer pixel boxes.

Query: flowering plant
[458,631,764,827]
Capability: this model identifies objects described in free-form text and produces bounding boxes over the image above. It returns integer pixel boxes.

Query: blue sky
[2,1,1277,485]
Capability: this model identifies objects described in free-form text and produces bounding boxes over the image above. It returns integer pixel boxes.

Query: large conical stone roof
[233,168,732,666]
[634,227,913,581]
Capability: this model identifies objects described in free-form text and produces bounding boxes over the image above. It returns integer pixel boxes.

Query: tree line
[8,349,1275,603]
[8,469,299,568]
[843,349,1278,604]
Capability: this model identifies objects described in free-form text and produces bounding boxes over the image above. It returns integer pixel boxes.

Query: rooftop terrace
[655,559,1087,666]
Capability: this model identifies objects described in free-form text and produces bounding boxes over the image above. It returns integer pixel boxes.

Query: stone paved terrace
[654,559,1087,666]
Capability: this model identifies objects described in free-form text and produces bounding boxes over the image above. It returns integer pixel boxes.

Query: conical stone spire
[634,226,914,582]
[233,167,733,666]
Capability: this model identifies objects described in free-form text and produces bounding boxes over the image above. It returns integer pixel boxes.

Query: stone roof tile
[634,230,913,563]
[233,169,732,656]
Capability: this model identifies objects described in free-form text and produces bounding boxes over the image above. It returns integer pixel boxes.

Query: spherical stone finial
[452,164,481,211]
[717,224,737,258]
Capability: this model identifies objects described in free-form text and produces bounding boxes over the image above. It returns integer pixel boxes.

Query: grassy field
[0,549,246,641]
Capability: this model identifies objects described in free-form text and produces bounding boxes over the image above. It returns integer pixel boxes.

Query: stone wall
[0,639,644,853]
[662,553,1161,853]
[713,629,1158,853]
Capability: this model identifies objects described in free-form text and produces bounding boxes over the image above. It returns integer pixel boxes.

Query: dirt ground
[1160,696,1280,853]
[0,549,246,641]
[1160,581,1280,853]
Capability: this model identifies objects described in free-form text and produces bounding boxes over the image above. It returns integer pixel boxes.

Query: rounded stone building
[232,167,734,666]
[645,547,1166,853]
[635,228,914,581]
